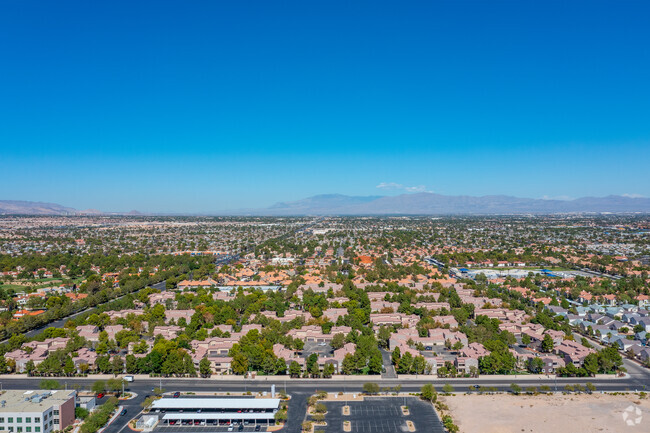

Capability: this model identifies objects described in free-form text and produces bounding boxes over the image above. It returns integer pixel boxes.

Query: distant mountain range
[2,194,650,216]
[244,193,650,215]
[0,200,142,216]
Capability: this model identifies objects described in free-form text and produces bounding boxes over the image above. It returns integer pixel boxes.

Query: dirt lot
[443,393,650,433]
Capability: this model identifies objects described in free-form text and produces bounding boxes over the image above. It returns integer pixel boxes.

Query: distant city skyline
[1,1,649,213]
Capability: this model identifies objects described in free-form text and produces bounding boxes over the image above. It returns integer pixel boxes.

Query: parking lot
[320,397,445,433]
[302,340,333,356]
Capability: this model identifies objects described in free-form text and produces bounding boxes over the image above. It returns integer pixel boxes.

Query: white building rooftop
[151,398,280,410]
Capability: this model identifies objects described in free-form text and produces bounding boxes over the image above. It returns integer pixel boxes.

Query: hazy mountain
[264,194,383,215]
[0,200,78,215]
[3,194,650,216]
[255,193,650,215]
[0,200,144,216]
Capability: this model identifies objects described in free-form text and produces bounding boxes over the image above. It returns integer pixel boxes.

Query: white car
[228,428,234,432]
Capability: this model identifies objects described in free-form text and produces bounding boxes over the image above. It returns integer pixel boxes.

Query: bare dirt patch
[444,393,650,433]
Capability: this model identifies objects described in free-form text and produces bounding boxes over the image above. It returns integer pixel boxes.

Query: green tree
[362,382,379,394]
[541,334,554,353]
[583,353,599,376]
[323,363,335,378]
[341,353,356,375]
[199,357,212,377]
[397,352,413,374]
[161,351,184,376]
[289,361,301,378]
[377,326,392,349]
[528,357,544,374]
[25,360,36,376]
[309,360,321,378]
[510,383,522,395]
[64,357,76,375]
[442,383,454,394]
[183,353,196,376]
[330,333,345,350]
[106,378,124,393]
[39,379,60,390]
[391,347,401,366]
[91,380,106,394]
[75,407,89,420]
[368,351,383,375]
[125,355,138,374]
[111,356,124,375]
[521,333,531,346]
[412,355,427,374]
[420,383,437,402]
[231,352,249,375]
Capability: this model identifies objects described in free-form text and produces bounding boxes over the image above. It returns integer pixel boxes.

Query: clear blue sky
[1,0,649,213]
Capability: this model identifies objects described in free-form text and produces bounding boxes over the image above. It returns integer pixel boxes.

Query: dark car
[173,391,181,398]
[255,425,261,431]
[120,409,127,416]
[238,425,244,431]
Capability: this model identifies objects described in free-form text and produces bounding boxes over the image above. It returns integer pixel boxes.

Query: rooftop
[0,390,76,413]
[151,397,280,410]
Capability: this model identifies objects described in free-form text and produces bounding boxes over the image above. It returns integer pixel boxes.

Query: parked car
[238,425,244,431]
[96,393,104,399]
[173,391,181,398]
[227,428,233,432]
[255,425,261,431]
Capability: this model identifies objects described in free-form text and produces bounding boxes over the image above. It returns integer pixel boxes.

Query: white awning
[162,413,274,421]
[152,398,280,411]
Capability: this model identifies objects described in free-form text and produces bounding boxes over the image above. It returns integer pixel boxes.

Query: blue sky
[1,1,649,213]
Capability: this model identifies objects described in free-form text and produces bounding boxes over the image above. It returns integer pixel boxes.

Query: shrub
[75,407,89,420]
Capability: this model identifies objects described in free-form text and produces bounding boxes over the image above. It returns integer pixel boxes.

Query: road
[0,374,649,433]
